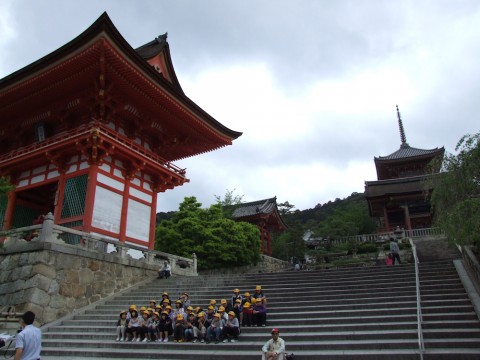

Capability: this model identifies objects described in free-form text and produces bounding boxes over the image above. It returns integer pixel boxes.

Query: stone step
[37,259,480,360]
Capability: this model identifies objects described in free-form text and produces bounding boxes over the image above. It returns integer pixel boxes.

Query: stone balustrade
[0,212,196,276]
[0,213,197,325]
[330,227,445,245]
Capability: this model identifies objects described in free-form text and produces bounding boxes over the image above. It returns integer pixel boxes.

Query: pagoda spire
[396,105,409,148]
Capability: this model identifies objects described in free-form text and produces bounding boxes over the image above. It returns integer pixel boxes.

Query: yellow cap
[214,313,221,318]
[243,302,251,308]
[219,306,225,312]
[177,314,184,320]
[255,285,261,290]
[154,312,160,316]
[221,299,227,304]
[198,312,205,317]
[140,306,147,311]
[187,306,194,311]
[210,299,216,305]
[207,306,214,310]
[129,304,137,309]
[120,310,127,315]
[149,299,156,303]
[228,311,236,317]
[233,288,240,293]
[244,292,250,297]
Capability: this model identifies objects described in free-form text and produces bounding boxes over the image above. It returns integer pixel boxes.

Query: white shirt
[15,324,42,360]
[262,337,285,354]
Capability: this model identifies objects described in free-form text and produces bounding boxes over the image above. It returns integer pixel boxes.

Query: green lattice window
[61,174,88,219]
[59,220,84,245]
[13,204,40,228]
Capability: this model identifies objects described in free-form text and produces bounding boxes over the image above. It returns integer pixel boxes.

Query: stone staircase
[35,258,480,360]
[413,237,462,262]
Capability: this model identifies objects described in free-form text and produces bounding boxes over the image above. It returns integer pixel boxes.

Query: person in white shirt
[262,328,285,360]
[14,311,41,360]
[158,261,171,279]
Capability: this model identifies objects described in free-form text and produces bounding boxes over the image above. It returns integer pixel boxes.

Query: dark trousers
[222,326,240,340]
[392,252,401,265]
[253,312,266,326]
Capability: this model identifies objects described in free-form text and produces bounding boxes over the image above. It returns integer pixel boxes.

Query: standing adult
[14,311,41,360]
[390,237,401,265]
[261,328,285,360]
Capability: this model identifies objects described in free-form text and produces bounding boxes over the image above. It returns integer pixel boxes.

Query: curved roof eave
[374,146,444,162]
[0,11,242,141]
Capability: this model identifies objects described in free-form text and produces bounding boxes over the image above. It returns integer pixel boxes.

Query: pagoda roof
[364,175,431,198]
[0,12,241,161]
[375,144,444,162]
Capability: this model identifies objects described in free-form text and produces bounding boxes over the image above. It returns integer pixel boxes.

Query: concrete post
[39,212,54,242]
[192,253,198,276]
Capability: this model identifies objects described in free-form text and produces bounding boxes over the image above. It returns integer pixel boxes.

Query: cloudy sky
[1,0,479,212]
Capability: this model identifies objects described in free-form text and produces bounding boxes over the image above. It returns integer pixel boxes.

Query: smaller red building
[365,106,444,232]
[232,197,287,256]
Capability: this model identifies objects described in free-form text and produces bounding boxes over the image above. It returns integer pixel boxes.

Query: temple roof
[0,12,241,162]
[231,196,287,231]
[232,197,279,218]
[135,33,169,59]
[375,144,444,162]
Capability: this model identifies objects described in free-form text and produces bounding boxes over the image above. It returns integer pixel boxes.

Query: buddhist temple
[0,12,241,250]
[231,197,287,256]
[364,106,444,232]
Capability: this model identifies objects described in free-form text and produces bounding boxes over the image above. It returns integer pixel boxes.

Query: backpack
[285,353,295,360]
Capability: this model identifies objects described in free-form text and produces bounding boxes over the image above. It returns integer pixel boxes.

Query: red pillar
[383,206,390,232]
[258,225,265,254]
[148,191,158,250]
[2,190,16,231]
[403,205,412,231]
[54,172,66,223]
[82,164,98,232]
[267,230,272,256]
[119,180,130,243]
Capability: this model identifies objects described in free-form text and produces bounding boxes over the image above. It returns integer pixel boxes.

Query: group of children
[115,286,268,344]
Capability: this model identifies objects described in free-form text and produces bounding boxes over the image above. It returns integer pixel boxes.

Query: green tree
[428,131,480,249]
[271,221,305,261]
[0,177,13,195]
[277,201,295,215]
[214,188,244,218]
[214,188,244,206]
[155,196,260,270]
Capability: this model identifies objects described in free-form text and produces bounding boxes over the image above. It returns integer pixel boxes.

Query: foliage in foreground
[428,131,480,249]
[155,196,261,270]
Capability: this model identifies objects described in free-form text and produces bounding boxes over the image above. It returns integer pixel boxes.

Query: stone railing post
[39,212,54,242]
[192,253,198,276]
[116,244,129,258]
[170,258,177,273]
[145,252,156,265]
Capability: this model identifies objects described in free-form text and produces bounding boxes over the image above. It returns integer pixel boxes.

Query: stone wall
[199,255,289,275]
[0,241,157,326]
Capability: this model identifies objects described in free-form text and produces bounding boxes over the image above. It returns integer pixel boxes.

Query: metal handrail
[409,238,424,360]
